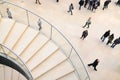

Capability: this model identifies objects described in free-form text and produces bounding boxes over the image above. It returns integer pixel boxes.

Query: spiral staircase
[0,1,90,80]
[0,17,85,80]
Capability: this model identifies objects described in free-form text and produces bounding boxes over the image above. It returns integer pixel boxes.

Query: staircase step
[36,60,74,80]
[12,27,39,55]
[19,73,27,80]
[32,51,67,78]
[57,72,79,80]
[5,66,12,80]
[0,65,4,80]
[0,18,15,43]
[20,34,48,62]
[12,69,19,80]
[4,22,27,49]
[26,41,58,70]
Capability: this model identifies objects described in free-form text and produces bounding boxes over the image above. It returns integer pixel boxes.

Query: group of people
[80,17,91,40]
[87,30,120,71]
[79,0,101,11]
[67,0,113,15]
[79,18,120,49]
[101,30,120,48]
[4,0,120,72]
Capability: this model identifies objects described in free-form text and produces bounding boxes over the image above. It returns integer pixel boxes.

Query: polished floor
[7,0,120,80]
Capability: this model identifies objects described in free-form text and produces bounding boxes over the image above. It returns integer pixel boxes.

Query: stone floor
[5,0,120,80]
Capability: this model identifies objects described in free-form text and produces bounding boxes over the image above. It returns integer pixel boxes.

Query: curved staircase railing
[0,44,33,80]
[0,1,90,80]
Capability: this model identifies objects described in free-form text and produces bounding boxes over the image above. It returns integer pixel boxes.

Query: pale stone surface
[5,0,120,80]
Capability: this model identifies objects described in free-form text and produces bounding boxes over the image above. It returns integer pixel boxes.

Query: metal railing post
[1,2,91,80]
[68,47,73,58]
[50,25,52,40]
[0,44,5,53]
[26,10,30,26]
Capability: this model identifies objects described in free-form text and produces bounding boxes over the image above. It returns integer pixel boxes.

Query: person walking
[79,0,84,10]
[101,30,110,42]
[67,3,74,15]
[80,30,88,40]
[102,0,111,10]
[56,0,59,2]
[106,33,114,45]
[115,0,120,5]
[111,37,120,48]
[83,17,91,28]
[35,0,41,5]
[88,0,93,10]
[84,0,89,8]
[6,8,12,19]
[37,18,42,30]
[88,59,100,71]
[91,0,99,11]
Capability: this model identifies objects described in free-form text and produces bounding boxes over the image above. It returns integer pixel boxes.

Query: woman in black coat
[79,0,85,10]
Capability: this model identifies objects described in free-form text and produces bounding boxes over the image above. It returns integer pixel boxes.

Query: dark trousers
[67,10,73,15]
[83,22,90,28]
[102,5,108,10]
[88,63,97,71]
[101,36,106,42]
[79,6,81,10]
[80,35,86,40]
[84,1,88,8]
[88,5,92,10]
[111,43,116,48]
[35,0,41,4]
[106,40,111,45]
[56,0,59,2]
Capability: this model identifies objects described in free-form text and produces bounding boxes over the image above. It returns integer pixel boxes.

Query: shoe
[94,69,97,71]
